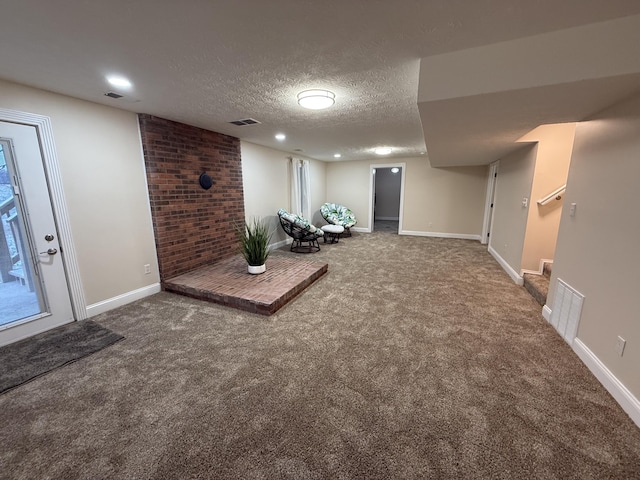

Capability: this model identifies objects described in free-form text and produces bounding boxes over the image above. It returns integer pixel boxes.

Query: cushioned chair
[277,208,324,253]
[320,203,357,237]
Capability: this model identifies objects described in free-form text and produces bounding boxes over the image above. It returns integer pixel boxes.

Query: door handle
[40,248,58,255]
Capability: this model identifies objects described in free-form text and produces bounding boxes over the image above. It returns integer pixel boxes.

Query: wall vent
[229,118,261,126]
[104,92,123,99]
[549,278,584,345]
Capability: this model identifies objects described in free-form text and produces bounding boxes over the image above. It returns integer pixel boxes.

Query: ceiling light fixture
[391,167,400,173]
[297,89,335,110]
[374,147,392,155]
[333,153,341,158]
[107,76,132,89]
[275,133,286,141]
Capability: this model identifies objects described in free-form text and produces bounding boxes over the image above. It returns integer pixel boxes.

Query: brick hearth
[163,255,328,315]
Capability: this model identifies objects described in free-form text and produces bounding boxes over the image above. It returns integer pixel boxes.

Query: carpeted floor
[1,231,639,479]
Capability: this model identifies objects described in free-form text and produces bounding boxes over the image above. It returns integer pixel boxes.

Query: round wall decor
[199,172,214,190]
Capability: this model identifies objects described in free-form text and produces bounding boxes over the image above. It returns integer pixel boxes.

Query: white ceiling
[1,1,639,165]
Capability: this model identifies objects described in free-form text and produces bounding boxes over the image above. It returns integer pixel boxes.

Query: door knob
[40,248,58,255]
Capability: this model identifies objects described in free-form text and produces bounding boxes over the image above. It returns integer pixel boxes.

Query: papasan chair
[320,203,357,237]
[277,208,324,253]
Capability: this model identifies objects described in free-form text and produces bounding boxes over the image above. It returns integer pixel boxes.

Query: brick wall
[139,114,245,281]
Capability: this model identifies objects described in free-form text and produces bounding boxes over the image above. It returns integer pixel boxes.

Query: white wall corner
[85,283,161,318]
[572,338,640,428]
[488,245,524,285]
[542,304,552,322]
[399,230,482,241]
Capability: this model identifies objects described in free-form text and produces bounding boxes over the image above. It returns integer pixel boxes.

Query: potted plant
[237,217,272,274]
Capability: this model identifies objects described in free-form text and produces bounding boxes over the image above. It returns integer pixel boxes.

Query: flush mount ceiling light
[297,89,335,110]
[333,153,341,158]
[374,147,392,155]
[275,133,286,141]
[106,75,132,89]
[391,167,400,173]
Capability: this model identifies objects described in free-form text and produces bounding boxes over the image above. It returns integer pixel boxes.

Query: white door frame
[481,161,499,245]
[0,108,86,320]
[368,163,406,233]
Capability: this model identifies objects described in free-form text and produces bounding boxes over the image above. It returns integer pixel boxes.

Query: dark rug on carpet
[0,320,124,394]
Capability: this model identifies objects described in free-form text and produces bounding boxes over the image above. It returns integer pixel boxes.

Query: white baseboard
[542,304,552,321]
[488,245,524,285]
[85,283,161,317]
[572,338,640,428]
[269,238,291,250]
[399,230,481,241]
[351,227,370,233]
[375,216,399,221]
[521,258,554,276]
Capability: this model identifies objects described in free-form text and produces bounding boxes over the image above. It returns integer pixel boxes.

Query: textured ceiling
[1,1,640,164]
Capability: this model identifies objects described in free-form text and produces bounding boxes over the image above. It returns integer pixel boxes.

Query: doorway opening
[0,109,84,346]
[369,163,405,233]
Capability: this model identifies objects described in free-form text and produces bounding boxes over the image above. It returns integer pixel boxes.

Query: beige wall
[519,123,575,271]
[549,92,640,398]
[327,157,486,235]
[489,145,537,272]
[0,80,159,308]
[240,141,326,244]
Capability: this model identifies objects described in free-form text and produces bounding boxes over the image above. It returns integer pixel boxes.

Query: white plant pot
[248,264,266,275]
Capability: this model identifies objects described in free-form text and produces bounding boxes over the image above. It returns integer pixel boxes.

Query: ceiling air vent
[104,91,124,99]
[229,118,261,126]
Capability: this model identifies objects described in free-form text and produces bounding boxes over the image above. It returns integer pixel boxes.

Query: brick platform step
[164,255,328,315]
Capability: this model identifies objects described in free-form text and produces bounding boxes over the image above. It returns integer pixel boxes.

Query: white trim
[375,216,399,221]
[481,161,499,245]
[0,108,87,319]
[399,230,481,241]
[269,238,291,250]
[85,283,161,317]
[488,245,524,285]
[521,258,554,276]
[542,304,552,321]
[573,338,640,428]
[369,163,406,234]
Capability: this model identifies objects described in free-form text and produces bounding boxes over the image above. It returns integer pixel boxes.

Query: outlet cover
[615,336,626,356]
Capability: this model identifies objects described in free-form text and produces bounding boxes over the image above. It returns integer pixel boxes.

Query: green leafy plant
[237,218,272,266]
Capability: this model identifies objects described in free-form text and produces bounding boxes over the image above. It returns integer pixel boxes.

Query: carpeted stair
[523,262,552,306]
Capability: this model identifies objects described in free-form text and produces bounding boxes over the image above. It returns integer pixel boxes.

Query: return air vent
[549,278,584,345]
[229,118,261,126]
[104,92,124,99]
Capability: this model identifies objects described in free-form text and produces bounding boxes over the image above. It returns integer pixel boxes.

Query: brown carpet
[1,231,638,479]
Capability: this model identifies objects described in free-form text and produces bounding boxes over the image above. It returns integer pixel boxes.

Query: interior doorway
[369,163,406,233]
[0,120,75,346]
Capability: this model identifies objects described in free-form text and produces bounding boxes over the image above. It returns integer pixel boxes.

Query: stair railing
[537,184,566,206]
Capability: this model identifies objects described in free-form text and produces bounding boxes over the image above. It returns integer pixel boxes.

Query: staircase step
[543,261,553,278]
[523,273,549,306]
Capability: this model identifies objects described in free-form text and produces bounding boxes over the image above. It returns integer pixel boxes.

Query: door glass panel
[0,141,43,327]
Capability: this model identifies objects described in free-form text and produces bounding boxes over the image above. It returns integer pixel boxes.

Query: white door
[0,121,74,346]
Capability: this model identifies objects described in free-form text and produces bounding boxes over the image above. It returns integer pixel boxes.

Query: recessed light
[374,147,392,155]
[333,153,341,158]
[106,76,132,89]
[275,133,286,141]
[297,89,335,110]
[391,167,400,173]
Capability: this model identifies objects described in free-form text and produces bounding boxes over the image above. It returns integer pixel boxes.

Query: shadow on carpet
[0,320,123,394]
